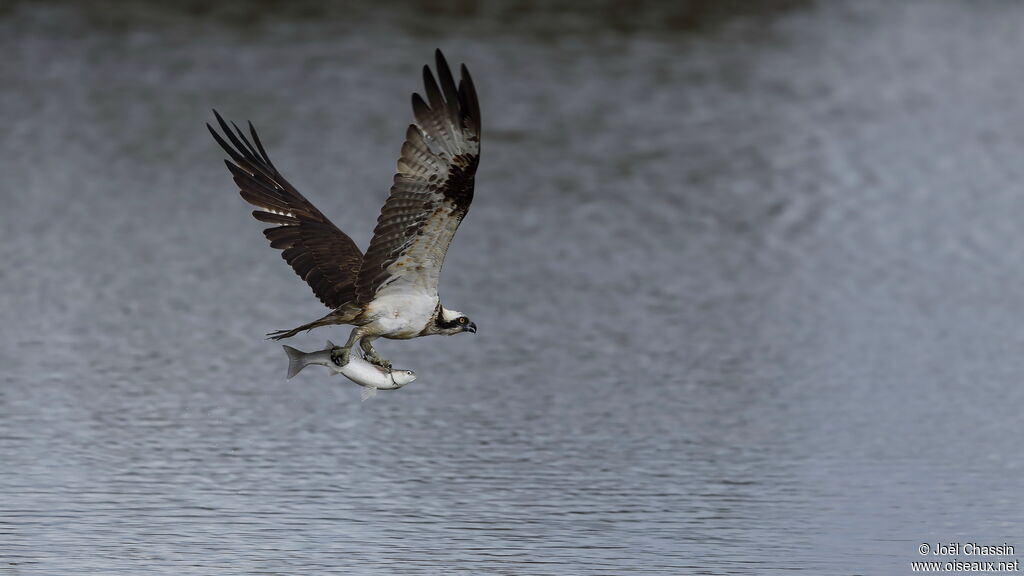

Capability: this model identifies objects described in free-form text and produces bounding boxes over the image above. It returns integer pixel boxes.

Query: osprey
[209,50,480,369]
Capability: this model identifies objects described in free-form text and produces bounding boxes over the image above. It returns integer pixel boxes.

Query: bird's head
[437,307,477,335]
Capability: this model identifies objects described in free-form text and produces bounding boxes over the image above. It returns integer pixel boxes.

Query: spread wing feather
[355,50,481,303]
[208,111,363,309]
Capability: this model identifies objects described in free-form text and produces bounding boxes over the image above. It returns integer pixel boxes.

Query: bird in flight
[209,49,480,370]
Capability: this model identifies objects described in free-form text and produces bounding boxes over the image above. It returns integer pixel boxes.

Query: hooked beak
[466,322,477,333]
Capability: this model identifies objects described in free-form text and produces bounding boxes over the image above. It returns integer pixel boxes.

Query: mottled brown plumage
[355,51,480,303]
[208,112,363,310]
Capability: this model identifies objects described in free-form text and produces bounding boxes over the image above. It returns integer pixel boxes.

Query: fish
[282,340,417,400]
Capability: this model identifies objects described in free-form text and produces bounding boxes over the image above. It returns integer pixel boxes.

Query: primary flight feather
[209,49,480,369]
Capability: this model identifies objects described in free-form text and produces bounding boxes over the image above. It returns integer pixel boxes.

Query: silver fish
[282,340,416,400]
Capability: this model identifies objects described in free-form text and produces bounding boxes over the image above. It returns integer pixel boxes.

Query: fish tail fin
[282,345,309,379]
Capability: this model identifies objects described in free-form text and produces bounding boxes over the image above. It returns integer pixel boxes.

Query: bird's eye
[458,317,467,324]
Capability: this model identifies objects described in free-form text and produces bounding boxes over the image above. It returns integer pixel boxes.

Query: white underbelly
[364,289,438,338]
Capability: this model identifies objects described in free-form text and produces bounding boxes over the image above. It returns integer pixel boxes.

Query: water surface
[2,1,1024,573]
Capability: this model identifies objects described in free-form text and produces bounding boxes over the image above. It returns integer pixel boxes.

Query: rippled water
[3,1,1024,573]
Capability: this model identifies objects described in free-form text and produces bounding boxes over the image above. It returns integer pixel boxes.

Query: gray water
[3,1,1024,573]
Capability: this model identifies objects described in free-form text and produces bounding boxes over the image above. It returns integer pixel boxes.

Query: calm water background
[3,1,1024,573]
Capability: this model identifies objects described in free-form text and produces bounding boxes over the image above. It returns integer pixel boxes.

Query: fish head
[391,370,417,386]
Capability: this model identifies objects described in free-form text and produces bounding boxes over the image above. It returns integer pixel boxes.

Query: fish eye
[458,317,467,324]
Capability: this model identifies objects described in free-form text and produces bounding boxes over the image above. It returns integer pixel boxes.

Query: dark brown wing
[208,111,363,310]
[354,49,481,303]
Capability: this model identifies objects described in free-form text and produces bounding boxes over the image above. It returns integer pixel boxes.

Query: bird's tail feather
[267,323,320,341]
[282,345,308,379]
[266,308,358,341]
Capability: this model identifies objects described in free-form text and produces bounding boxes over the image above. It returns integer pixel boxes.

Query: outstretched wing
[354,49,481,304]
[208,111,363,310]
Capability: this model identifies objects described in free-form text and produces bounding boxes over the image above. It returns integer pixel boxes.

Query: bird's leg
[359,338,391,371]
[331,327,364,367]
